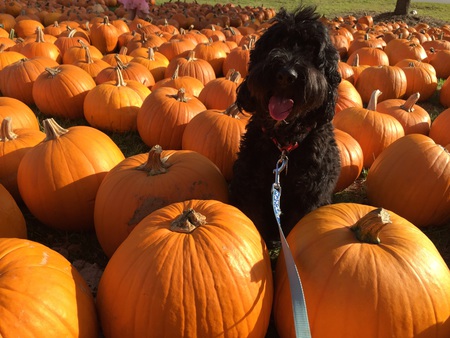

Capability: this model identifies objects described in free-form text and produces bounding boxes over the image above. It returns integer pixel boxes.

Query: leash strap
[272,152,311,338]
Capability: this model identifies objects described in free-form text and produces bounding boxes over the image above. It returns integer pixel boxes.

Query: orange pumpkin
[84,67,150,132]
[20,26,62,62]
[198,68,242,109]
[152,64,204,97]
[72,44,111,80]
[182,103,248,181]
[193,39,228,77]
[274,203,450,337]
[0,117,45,201]
[0,183,27,238]
[129,47,169,82]
[355,65,407,104]
[429,49,450,79]
[346,47,389,66]
[0,43,24,71]
[157,38,197,61]
[94,145,230,256]
[333,89,405,168]
[17,118,125,231]
[376,92,431,135]
[385,40,427,65]
[440,75,450,108]
[137,87,207,149]
[429,107,450,146]
[333,128,364,192]
[397,61,438,101]
[0,97,39,130]
[97,199,273,338]
[62,39,103,64]
[164,50,216,85]
[0,238,99,337]
[335,79,363,114]
[32,65,96,120]
[0,56,59,106]
[222,42,251,78]
[89,16,119,54]
[366,134,450,227]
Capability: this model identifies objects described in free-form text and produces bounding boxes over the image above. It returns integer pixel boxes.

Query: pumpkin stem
[136,144,171,176]
[367,89,382,111]
[147,47,155,61]
[35,26,45,43]
[228,69,241,83]
[351,53,360,67]
[0,43,6,53]
[400,92,420,112]
[170,208,206,233]
[171,64,180,79]
[350,208,392,244]
[186,50,196,61]
[45,66,61,78]
[0,117,18,141]
[43,118,69,141]
[114,66,127,87]
[223,102,242,119]
[167,87,189,102]
[114,54,126,69]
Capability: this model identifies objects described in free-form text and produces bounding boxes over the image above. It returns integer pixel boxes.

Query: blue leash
[272,151,311,338]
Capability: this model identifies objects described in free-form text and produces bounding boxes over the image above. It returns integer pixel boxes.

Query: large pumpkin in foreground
[17,118,125,231]
[0,238,98,337]
[274,203,450,338]
[97,199,273,338]
[94,145,230,257]
[366,133,450,227]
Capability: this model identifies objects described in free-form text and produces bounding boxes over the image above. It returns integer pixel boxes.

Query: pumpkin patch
[0,3,449,337]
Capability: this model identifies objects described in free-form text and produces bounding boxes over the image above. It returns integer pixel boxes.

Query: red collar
[271,138,299,153]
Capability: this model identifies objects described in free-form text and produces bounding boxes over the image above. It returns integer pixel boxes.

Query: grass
[193,0,450,23]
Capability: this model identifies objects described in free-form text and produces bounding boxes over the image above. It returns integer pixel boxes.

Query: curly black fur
[229,6,342,245]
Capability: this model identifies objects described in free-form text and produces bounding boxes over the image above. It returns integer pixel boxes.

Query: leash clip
[272,151,289,193]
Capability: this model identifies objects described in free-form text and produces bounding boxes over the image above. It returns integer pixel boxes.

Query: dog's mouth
[268,96,294,121]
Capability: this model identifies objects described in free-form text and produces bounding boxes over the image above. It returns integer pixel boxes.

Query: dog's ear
[236,79,257,113]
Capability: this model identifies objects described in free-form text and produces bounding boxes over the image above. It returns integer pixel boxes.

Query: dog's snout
[276,68,298,86]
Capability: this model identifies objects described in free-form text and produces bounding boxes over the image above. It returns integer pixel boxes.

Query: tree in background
[394,0,411,15]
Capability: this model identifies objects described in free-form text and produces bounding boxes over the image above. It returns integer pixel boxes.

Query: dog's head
[236,6,341,129]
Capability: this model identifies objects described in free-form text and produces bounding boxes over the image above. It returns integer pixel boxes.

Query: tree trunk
[394,0,411,15]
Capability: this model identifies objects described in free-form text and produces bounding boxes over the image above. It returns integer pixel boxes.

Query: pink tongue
[269,96,294,121]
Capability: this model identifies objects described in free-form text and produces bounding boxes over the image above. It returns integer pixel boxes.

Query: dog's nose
[276,68,298,86]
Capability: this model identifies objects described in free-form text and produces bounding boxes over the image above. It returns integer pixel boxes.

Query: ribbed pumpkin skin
[94,148,230,257]
[355,65,407,104]
[137,87,207,149]
[429,107,450,146]
[335,79,363,114]
[274,203,450,338]
[440,76,450,108]
[333,104,405,168]
[0,238,99,337]
[32,65,97,120]
[181,107,248,181]
[366,134,450,227]
[333,128,364,192]
[0,57,59,106]
[97,199,273,338]
[0,118,45,201]
[0,184,27,238]
[0,97,40,130]
[17,120,125,231]
[84,77,150,133]
[375,94,431,135]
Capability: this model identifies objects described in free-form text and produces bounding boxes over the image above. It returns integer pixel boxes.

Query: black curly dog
[229,6,341,245]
